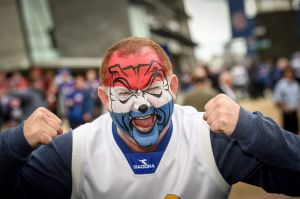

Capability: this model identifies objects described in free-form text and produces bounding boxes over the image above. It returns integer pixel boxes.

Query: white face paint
[109,79,172,113]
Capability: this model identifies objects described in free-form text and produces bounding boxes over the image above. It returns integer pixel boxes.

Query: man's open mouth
[132,114,156,133]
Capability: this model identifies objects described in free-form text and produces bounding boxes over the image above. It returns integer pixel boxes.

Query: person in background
[65,75,88,129]
[291,51,300,83]
[270,57,289,90]
[182,66,218,111]
[55,68,74,119]
[0,70,9,129]
[230,64,249,100]
[273,67,300,134]
[218,70,237,101]
[85,69,101,119]
[7,71,45,123]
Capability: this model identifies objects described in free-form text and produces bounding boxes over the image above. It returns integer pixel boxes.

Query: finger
[204,97,215,112]
[210,122,223,133]
[203,112,208,121]
[39,107,62,124]
[43,114,63,134]
[204,101,218,122]
[38,133,53,145]
[206,109,219,127]
[40,120,59,138]
[57,126,64,135]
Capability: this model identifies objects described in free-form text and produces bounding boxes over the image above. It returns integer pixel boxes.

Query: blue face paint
[110,99,174,146]
[107,60,175,147]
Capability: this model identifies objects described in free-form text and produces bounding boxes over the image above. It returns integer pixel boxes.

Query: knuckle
[37,107,45,113]
[36,111,43,119]
[215,100,222,108]
[206,119,212,125]
[46,129,56,137]
[219,93,226,98]
[220,116,226,126]
[211,124,218,132]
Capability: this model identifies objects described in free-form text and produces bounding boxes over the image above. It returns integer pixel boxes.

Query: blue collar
[112,121,173,174]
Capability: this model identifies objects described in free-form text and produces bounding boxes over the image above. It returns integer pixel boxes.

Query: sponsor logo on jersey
[133,159,155,169]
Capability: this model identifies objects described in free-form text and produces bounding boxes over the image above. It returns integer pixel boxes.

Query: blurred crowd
[1,53,300,134]
[0,67,102,130]
[181,53,300,134]
[182,55,300,100]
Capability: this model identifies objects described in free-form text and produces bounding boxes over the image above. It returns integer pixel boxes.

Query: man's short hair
[100,37,173,86]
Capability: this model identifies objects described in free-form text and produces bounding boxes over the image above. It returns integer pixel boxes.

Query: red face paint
[107,48,166,90]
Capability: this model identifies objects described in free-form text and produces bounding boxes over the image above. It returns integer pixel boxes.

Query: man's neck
[117,126,169,153]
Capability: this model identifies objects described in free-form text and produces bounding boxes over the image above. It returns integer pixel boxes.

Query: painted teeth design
[135,115,152,120]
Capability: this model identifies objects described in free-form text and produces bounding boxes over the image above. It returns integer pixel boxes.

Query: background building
[227,0,300,61]
[0,0,197,77]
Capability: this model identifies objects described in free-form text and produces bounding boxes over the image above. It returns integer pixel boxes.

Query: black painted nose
[138,104,148,113]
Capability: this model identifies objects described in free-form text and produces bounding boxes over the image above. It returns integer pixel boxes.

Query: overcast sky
[184,0,231,61]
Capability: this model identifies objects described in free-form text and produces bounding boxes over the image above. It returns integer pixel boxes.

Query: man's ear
[98,86,110,111]
[169,74,178,100]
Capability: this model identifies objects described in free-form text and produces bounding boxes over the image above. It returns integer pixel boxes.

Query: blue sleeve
[211,107,300,196]
[0,124,72,199]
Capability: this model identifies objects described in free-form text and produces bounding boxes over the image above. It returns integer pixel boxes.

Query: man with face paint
[1,37,300,199]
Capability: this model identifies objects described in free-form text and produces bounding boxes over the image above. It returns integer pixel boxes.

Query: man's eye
[147,86,162,94]
[148,86,161,92]
[119,92,132,97]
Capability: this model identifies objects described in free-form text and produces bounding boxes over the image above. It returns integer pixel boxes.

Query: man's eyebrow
[112,77,133,90]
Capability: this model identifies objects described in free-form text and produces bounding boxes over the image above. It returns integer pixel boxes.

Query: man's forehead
[107,47,162,68]
[108,60,165,90]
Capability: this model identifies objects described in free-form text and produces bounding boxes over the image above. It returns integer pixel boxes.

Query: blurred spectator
[8,71,46,122]
[255,59,272,97]
[5,97,23,128]
[291,51,300,83]
[55,68,75,118]
[9,71,28,91]
[46,80,59,115]
[65,75,88,128]
[29,67,46,101]
[269,58,289,90]
[230,64,249,99]
[182,66,218,111]
[273,67,300,134]
[85,69,101,118]
[218,71,236,101]
[0,70,8,129]
[180,67,192,91]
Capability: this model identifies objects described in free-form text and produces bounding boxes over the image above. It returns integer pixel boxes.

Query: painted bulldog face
[106,51,174,147]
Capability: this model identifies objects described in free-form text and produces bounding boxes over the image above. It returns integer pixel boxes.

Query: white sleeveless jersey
[71,105,230,199]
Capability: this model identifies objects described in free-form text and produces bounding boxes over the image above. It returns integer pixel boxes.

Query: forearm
[0,123,34,185]
[231,107,300,171]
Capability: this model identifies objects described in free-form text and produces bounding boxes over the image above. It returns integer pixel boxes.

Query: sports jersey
[71,105,230,199]
[1,106,300,198]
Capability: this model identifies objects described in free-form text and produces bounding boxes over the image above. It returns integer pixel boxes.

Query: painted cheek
[109,94,136,113]
[146,91,172,108]
[111,101,131,114]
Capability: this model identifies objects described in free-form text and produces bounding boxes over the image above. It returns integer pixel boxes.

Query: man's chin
[132,123,159,147]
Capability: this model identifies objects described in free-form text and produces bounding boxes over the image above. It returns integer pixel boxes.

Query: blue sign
[228,0,252,38]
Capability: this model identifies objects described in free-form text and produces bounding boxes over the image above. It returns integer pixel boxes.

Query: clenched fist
[203,94,240,136]
[23,107,63,147]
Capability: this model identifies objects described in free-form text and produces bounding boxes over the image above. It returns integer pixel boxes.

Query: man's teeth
[135,115,151,120]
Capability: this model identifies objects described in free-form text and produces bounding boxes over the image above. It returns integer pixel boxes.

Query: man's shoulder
[72,113,112,140]
[173,104,205,123]
[174,104,201,114]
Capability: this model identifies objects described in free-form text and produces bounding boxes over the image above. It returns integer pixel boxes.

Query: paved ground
[228,96,300,199]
